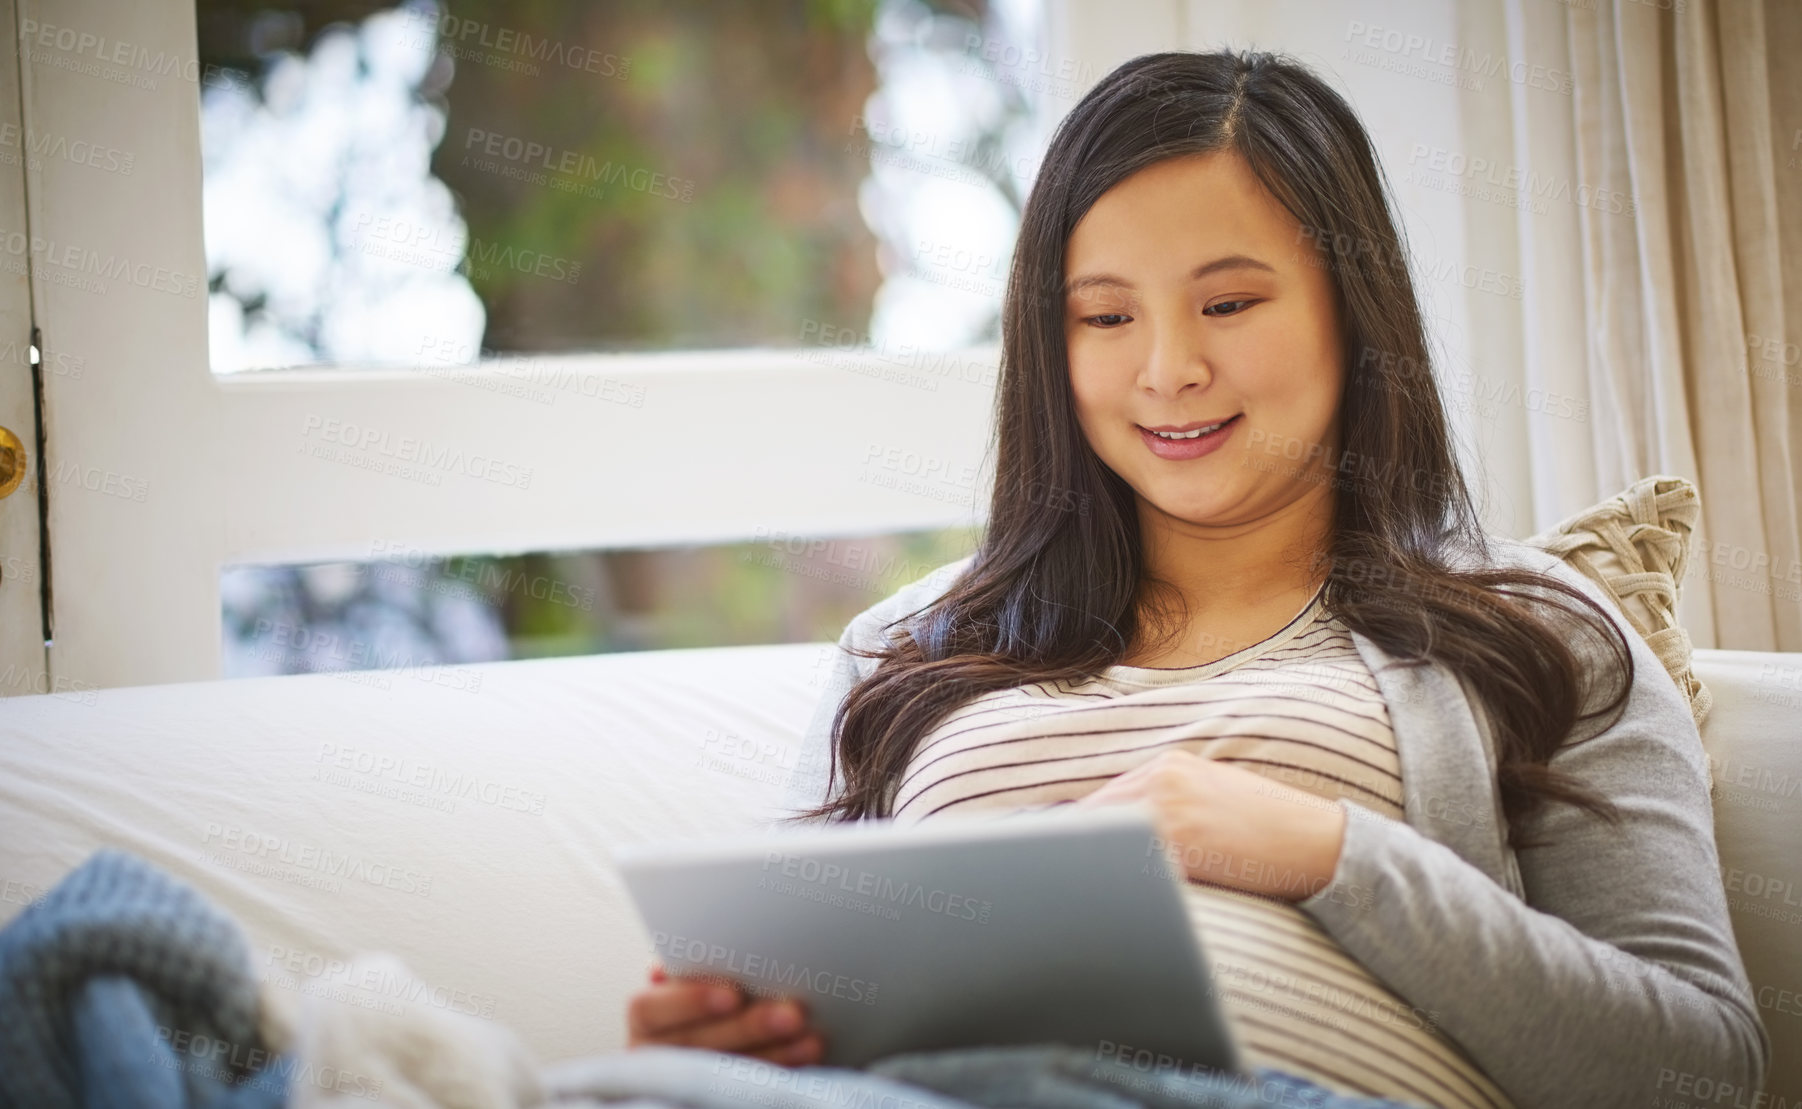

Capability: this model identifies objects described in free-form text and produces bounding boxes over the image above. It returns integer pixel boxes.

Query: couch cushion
[1693,649,1802,1099]
[0,644,819,1063]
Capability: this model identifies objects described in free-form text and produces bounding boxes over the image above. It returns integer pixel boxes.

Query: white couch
[0,642,1797,1100]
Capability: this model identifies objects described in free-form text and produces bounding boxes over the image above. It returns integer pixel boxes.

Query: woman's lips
[1137,414,1241,460]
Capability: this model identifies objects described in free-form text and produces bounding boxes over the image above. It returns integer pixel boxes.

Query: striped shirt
[889,589,1514,1109]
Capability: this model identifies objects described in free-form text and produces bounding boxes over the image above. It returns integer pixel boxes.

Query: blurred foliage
[429,0,882,352]
[203,0,995,665]
[495,526,984,657]
[200,0,886,352]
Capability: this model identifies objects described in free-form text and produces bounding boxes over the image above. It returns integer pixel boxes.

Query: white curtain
[1506,0,1802,650]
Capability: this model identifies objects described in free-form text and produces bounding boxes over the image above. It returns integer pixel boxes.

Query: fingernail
[768,1004,801,1033]
[709,987,738,1013]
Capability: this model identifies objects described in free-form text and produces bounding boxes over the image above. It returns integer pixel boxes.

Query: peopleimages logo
[316,742,547,816]
[0,226,201,298]
[461,128,694,202]
[200,823,432,898]
[403,10,631,78]
[263,947,500,1020]
[650,932,880,1005]
[1342,21,1575,94]
[0,123,133,175]
[156,1026,385,1102]
[761,851,993,924]
[299,415,533,489]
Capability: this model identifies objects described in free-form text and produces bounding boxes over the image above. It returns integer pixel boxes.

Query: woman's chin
[1140,492,1243,528]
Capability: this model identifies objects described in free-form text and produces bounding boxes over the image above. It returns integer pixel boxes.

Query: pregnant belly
[1182,883,1513,1109]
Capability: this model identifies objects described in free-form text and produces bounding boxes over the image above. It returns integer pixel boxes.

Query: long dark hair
[800,49,1632,846]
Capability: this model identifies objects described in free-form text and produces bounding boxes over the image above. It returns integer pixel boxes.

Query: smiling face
[1063,150,1346,537]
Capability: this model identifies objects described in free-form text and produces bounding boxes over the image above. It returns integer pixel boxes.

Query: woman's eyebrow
[1062,253,1277,297]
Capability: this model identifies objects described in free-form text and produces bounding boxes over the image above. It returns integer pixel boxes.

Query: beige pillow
[1523,475,1711,728]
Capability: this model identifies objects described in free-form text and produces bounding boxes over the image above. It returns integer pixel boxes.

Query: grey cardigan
[779,537,1771,1108]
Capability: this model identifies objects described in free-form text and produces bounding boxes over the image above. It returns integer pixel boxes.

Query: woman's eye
[1203,299,1254,317]
[1084,314,1130,328]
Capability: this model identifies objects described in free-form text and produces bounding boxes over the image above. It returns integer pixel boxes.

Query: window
[189,0,1040,677]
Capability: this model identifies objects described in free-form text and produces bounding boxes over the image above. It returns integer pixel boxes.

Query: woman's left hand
[1073,749,1347,902]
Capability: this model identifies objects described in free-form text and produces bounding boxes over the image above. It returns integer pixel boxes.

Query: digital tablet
[611,803,1241,1072]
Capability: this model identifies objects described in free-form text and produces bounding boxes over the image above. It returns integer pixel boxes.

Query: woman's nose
[1139,316,1212,397]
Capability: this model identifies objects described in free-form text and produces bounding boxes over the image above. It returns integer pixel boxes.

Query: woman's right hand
[625,962,826,1066]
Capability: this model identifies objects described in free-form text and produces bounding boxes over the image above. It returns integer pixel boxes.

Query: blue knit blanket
[0,849,288,1109]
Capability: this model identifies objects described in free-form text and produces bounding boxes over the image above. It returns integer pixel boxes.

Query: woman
[625,49,1768,1108]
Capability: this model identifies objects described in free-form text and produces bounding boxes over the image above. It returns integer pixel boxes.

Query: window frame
[15,0,997,690]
